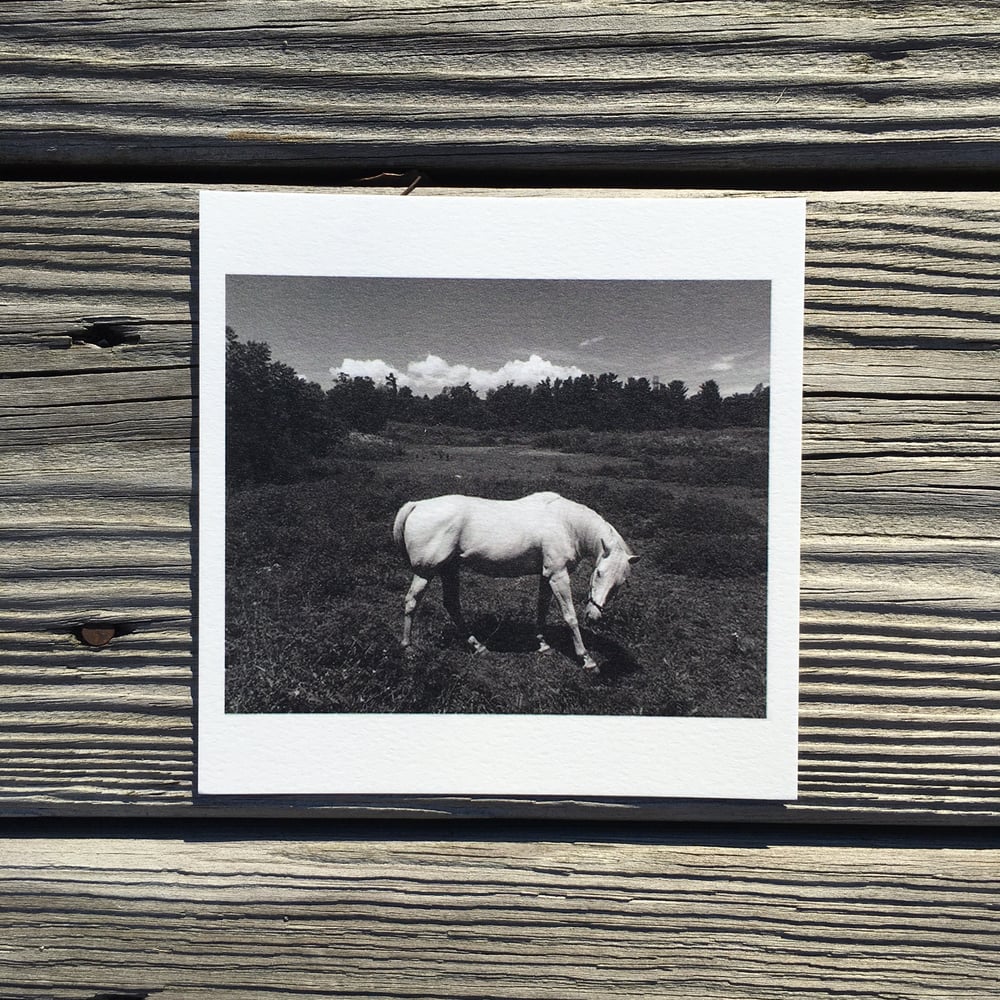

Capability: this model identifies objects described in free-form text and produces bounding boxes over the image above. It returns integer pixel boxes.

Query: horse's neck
[569,504,610,561]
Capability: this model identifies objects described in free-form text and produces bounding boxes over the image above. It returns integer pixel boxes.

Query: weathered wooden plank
[3,3,1000,176]
[0,326,193,376]
[803,398,1000,457]
[0,590,996,821]
[0,368,192,413]
[0,442,192,499]
[1,183,997,822]
[0,827,997,999]
[802,490,998,541]
[804,349,1000,396]
[3,186,999,340]
[0,600,996,818]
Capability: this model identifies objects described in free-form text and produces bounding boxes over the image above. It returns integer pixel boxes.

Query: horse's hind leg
[441,564,487,654]
[536,575,552,653]
[402,573,431,651]
[547,570,598,672]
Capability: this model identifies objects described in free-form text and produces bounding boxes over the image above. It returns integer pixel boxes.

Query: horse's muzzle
[585,604,602,623]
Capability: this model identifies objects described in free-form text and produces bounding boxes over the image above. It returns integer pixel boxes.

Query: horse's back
[396,492,574,576]
[520,490,562,504]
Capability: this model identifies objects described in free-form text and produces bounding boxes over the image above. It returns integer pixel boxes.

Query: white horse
[392,491,638,671]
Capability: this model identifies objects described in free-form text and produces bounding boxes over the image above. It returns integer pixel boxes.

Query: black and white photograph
[224,275,771,718]
[198,193,803,797]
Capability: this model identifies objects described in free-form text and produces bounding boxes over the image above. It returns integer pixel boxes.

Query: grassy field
[225,423,768,717]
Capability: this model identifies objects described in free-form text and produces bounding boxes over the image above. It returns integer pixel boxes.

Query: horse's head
[586,536,639,622]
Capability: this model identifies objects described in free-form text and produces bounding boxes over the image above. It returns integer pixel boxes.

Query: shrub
[342,432,406,461]
[652,534,766,578]
[534,429,595,453]
[641,452,768,488]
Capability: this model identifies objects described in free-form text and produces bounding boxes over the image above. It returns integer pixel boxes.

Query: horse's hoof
[537,641,551,654]
[582,656,599,673]
[468,639,488,655]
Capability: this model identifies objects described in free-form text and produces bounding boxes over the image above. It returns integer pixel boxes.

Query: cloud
[710,354,737,372]
[578,335,606,348]
[336,357,398,382]
[333,354,585,395]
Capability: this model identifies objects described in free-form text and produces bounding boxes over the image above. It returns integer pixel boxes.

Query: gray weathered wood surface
[2,184,997,824]
[2,3,999,997]
[2,823,997,1000]
[2,1,1000,178]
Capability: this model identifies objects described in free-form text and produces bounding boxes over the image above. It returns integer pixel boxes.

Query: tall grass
[226,427,768,717]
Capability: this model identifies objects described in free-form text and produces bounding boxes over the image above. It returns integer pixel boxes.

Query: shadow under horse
[469,615,642,682]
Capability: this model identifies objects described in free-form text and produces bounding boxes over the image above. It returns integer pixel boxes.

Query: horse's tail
[392,500,418,558]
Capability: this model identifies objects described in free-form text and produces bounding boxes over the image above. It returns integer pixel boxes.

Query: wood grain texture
[1,184,998,822]
[1,826,998,999]
[2,2,1000,177]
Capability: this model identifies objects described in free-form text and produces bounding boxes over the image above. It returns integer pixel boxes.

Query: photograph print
[225,275,771,718]
[199,193,803,798]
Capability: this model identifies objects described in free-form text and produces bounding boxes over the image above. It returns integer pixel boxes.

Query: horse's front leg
[441,564,487,654]
[536,575,552,653]
[547,569,598,672]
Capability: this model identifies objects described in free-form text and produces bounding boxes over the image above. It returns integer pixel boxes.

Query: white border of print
[198,192,804,799]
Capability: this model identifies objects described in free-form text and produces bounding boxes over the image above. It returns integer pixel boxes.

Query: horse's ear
[600,537,612,557]
[629,553,641,563]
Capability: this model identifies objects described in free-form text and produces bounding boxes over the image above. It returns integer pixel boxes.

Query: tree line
[226,330,769,485]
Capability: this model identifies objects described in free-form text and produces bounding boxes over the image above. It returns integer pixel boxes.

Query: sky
[226,276,771,397]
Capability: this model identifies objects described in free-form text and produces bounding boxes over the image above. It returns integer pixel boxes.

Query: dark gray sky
[226,276,770,396]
